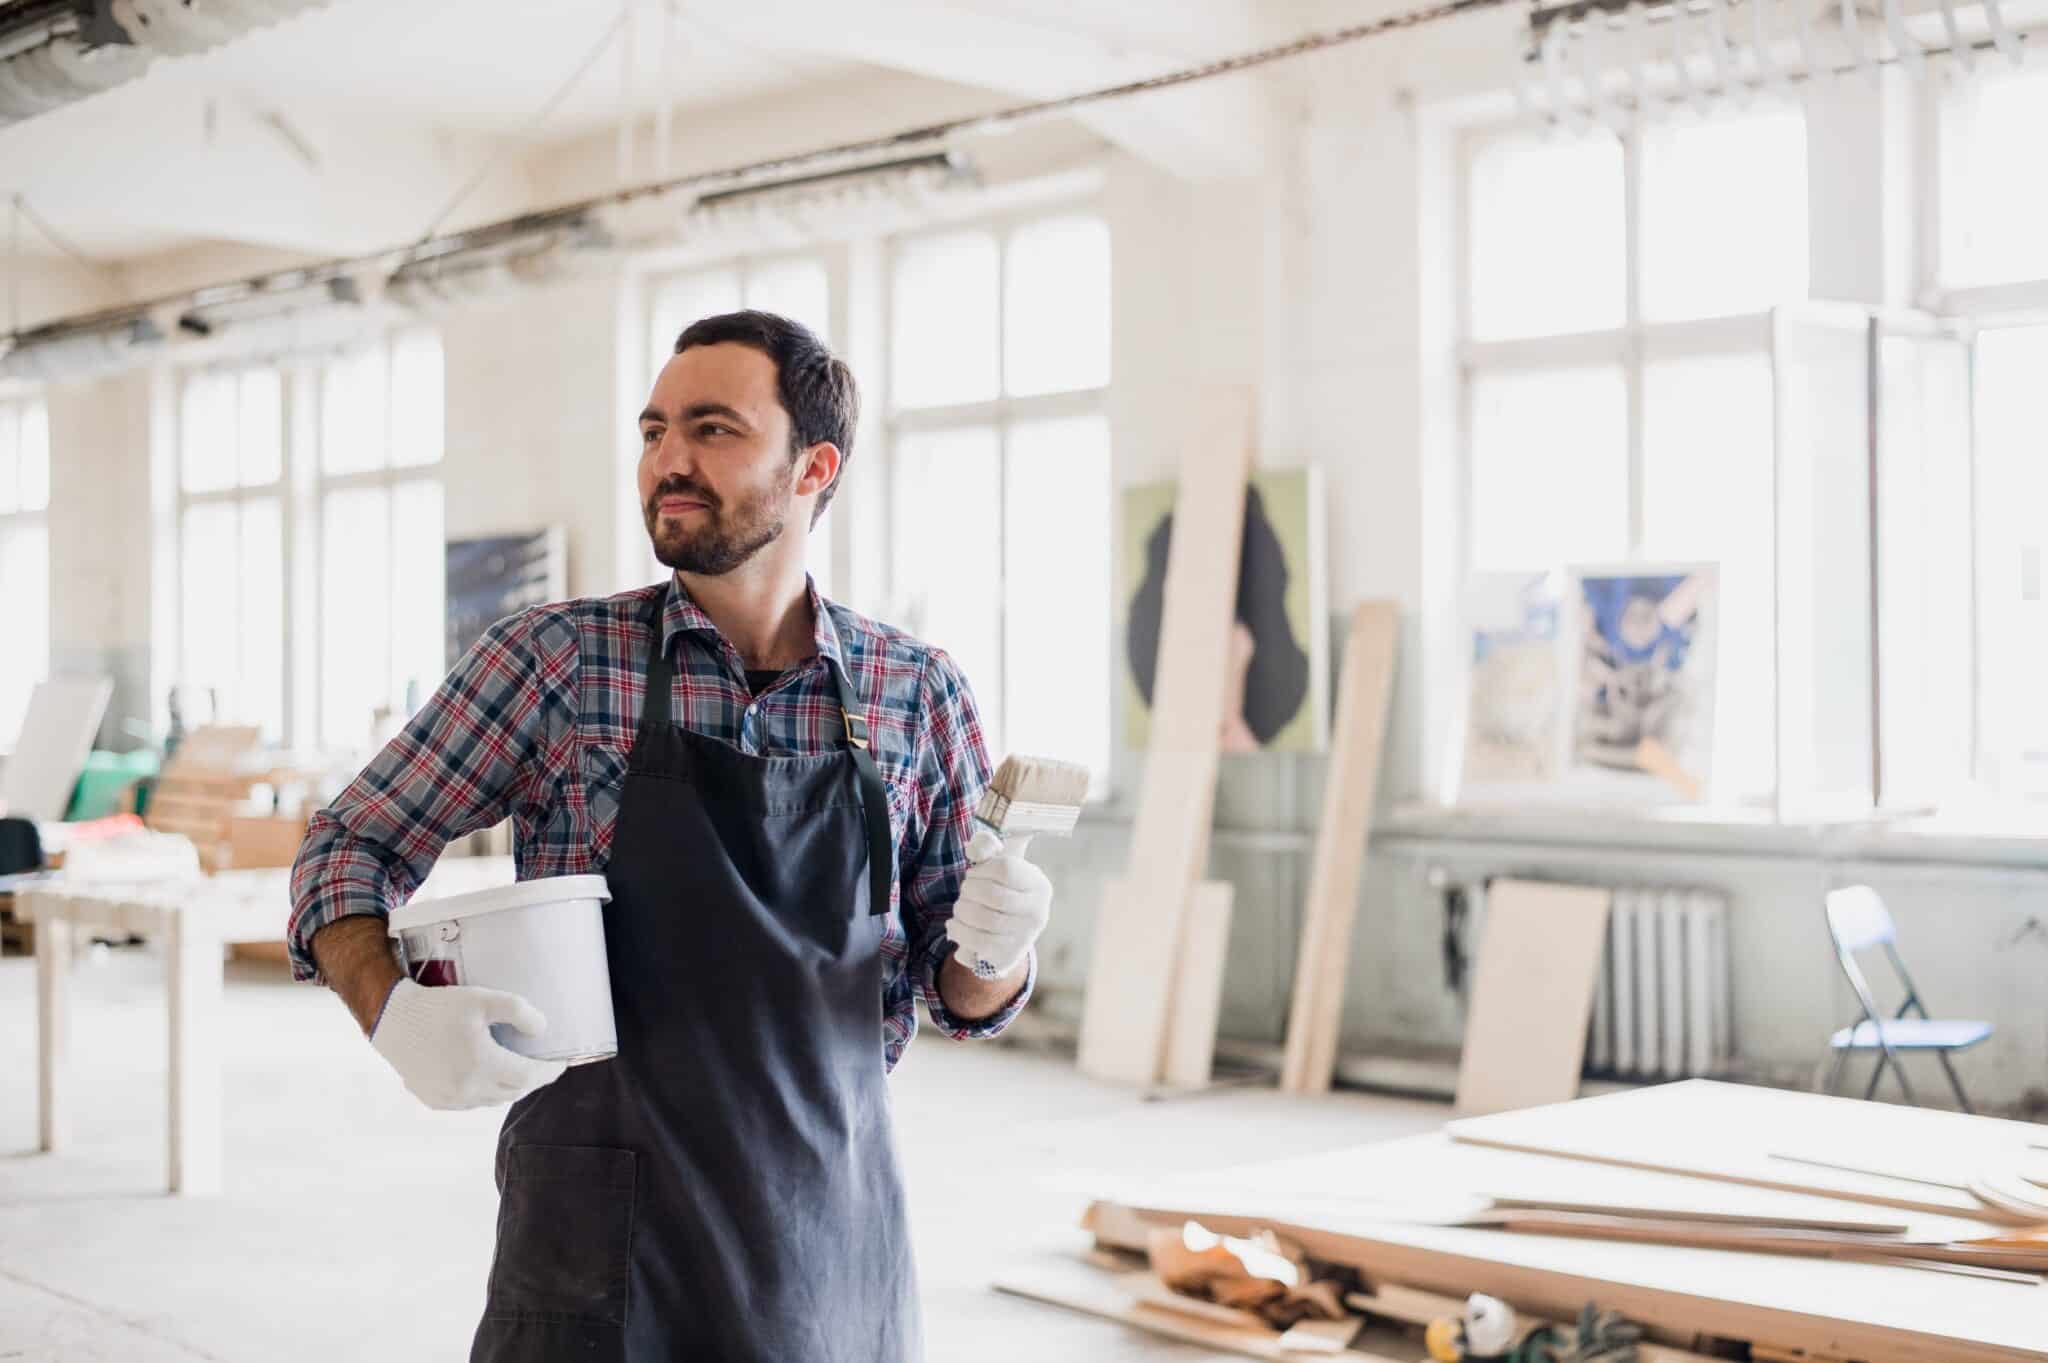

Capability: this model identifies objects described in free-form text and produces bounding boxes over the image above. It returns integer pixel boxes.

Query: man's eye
[642,427,661,443]
[697,423,731,438]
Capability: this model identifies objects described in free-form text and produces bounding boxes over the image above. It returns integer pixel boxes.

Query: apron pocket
[485,1144,637,1326]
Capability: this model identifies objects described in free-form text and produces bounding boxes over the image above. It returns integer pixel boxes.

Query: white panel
[1660,890,1686,1078]
[1633,892,1661,1077]
[1611,891,1637,1076]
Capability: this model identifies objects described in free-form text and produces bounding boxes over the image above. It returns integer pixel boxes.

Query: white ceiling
[0,0,1275,295]
[0,0,864,264]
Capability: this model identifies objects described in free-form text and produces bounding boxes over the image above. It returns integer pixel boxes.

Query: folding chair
[1823,885,1992,1112]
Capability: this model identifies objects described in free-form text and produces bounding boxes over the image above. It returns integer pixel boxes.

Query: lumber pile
[999,1081,2048,1363]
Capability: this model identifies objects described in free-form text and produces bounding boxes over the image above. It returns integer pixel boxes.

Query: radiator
[1586,887,1732,1080]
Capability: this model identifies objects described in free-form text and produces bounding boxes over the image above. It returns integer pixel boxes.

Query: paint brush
[965,754,1091,863]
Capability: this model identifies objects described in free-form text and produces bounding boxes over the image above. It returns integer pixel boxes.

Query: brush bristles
[986,754,1092,807]
[974,755,1091,837]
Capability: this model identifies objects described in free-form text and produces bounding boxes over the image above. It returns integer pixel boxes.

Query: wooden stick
[1279,601,1400,1094]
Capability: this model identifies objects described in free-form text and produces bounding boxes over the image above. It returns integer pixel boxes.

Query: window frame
[1454,116,1786,808]
[166,329,444,749]
[881,200,1113,792]
[1919,62,2048,806]
[170,365,292,742]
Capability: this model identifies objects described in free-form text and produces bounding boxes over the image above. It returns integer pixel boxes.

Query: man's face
[637,343,806,575]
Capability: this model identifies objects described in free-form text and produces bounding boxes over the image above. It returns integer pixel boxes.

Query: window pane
[180,501,240,714]
[1874,333,1973,807]
[892,230,999,409]
[1004,215,1110,398]
[389,332,444,469]
[390,479,446,713]
[892,425,1003,745]
[1974,324,2048,798]
[238,497,286,741]
[1940,67,2048,288]
[18,402,49,512]
[322,484,393,748]
[1468,366,1628,571]
[1004,414,1111,793]
[322,346,389,476]
[1641,105,1808,322]
[0,522,49,745]
[181,372,238,494]
[1642,354,1775,801]
[0,405,16,514]
[648,269,742,384]
[237,370,283,487]
[1468,130,1624,340]
[744,257,831,343]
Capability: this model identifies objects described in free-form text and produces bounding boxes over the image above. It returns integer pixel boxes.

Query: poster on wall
[1454,571,1567,803]
[1565,562,1719,803]
[1121,466,1328,753]
[445,529,567,665]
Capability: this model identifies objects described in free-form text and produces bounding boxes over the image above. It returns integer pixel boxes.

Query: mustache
[646,476,718,515]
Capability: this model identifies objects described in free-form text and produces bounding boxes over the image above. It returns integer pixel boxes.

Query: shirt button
[746,702,758,716]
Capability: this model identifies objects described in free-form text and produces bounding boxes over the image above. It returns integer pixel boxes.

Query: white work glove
[370,978,566,1111]
[947,828,1054,979]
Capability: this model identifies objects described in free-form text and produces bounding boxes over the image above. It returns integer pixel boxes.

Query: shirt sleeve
[286,611,550,983]
[902,646,1035,1040]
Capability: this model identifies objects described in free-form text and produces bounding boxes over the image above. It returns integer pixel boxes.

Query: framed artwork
[446,529,567,665]
[1121,466,1327,753]
[1565,563,1719,802]
[1454,571,1567,803]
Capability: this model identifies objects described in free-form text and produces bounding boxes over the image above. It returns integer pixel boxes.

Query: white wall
[437,273,630,600]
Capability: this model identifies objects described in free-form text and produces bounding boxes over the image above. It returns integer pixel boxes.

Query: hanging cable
[417,7,632,241]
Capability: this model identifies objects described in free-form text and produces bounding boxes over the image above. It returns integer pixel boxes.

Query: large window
[176,369,288,739]
[315,332,446,749]
[643,254,836,592]
[1939,62,2048,803]
[171,331,443,749]
[887,212,1112,790]
[0,398,50,747]
[1461,106,1807,805]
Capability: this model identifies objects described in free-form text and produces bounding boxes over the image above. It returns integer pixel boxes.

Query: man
[288,310,1055,1361]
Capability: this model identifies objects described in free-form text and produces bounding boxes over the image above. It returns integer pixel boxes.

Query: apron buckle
[842,710,870,750]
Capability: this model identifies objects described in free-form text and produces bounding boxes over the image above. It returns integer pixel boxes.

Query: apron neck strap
[643,592,894,918]
[822,649,894,920]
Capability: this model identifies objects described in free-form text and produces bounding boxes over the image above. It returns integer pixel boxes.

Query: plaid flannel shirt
[287,577,1031,1070]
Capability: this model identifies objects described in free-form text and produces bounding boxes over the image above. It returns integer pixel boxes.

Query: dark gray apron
[469,598,918,1362]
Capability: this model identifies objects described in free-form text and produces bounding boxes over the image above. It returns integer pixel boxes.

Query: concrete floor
[0,945,1445,1361]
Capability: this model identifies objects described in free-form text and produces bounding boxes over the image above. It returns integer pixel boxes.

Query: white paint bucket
[387,875,617,1065]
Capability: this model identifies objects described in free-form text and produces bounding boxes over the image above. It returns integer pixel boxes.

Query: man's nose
[652,425,695,476]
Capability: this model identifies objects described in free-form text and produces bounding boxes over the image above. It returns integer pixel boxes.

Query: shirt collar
[660,574,845,674]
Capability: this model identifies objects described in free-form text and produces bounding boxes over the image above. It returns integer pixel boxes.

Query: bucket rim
[386,874,613,934]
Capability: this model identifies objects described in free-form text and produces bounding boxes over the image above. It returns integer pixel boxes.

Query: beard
[645,473,789,575]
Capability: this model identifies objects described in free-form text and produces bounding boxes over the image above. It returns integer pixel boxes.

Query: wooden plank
[1078,390,1254,1087]
[1159,880,1234,1091]
[1452,879,1612,1117]
[1279,601,1401,1094]
[1448,1080,2035,1223]
[1080,1085,2048,1363]
[35,911,71,1153]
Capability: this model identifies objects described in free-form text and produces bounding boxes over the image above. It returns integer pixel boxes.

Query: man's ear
[794,441,841,498]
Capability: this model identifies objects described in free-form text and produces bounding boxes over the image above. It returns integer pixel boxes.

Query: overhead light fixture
[384,207,612,310]
[0,310,164,381]
[691,151,968,211]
